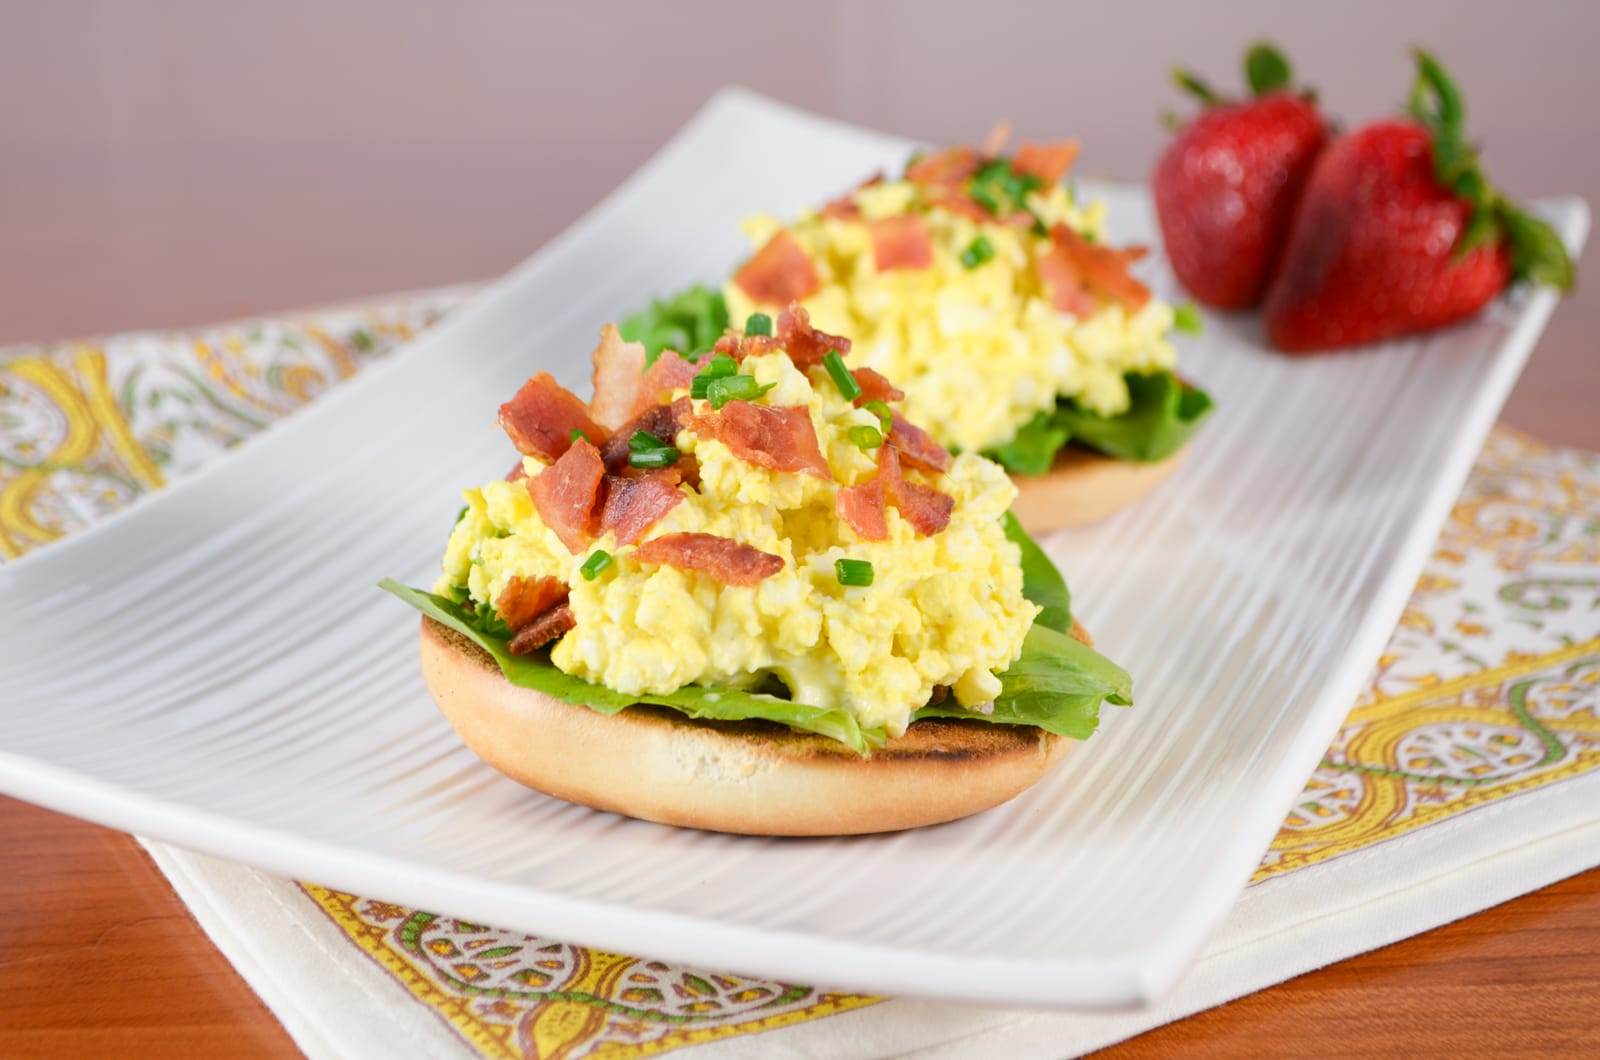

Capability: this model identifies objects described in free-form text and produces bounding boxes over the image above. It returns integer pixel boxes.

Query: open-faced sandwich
[384,304,1131,835]
[620,128,1212,533]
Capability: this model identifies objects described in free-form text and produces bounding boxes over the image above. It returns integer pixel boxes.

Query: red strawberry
[1264,51,1574,353]
[1153,43,1327,309]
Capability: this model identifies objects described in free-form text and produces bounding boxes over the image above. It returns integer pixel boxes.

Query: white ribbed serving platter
[0,89,1586,1008]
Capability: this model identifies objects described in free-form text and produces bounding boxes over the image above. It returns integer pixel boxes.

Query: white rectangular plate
[0,89,1587,1008]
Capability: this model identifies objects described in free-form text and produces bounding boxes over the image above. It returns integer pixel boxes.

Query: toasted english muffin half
[418,616,1093,836]
[1008,446,1185,533]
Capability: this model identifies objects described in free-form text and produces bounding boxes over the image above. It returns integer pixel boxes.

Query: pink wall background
[3,1,1595,442]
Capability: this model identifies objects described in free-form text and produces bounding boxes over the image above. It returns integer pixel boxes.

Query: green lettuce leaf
[381,579,884,753]
[618,285,729,365]
[987,410,1070,477]
[1054,371,1214,463]
[1003,511,1070,634]
[383,519,1129,754]
[985,370,1214,474]
[915,623,1131,740]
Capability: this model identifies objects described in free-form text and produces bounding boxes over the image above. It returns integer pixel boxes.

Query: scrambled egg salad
[724,155,1180,455]
[433,348,1038,737]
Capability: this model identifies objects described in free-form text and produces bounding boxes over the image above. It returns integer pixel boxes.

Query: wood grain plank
[3,794,1597,1057]
[0,797,298,1058]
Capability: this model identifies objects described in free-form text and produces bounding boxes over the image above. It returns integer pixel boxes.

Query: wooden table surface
[2,793,1597,1057]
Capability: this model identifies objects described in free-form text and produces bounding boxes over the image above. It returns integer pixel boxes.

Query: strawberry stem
[1171,68,1221,105]
[1404,48,1573,290]
[1244,42,1292,96]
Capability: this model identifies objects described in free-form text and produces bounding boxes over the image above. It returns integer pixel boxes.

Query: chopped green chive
[454,505,470,525]
[847,425,884,449]
[835,558,874,587]
[689,353,739,398]
[745,312,773,337]
[1173,302,1204,335]
[822,350,861,401]
[705,374,775,410]
[960,235,995,269]
[968,183,999,215]
[569,428,585,442]
[628,430,666,452]
[580,550,612,581]
[862,399,894,433]
[628,445,679,469]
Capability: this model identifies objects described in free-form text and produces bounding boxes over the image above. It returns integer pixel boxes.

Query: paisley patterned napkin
[5,291,1597,1058]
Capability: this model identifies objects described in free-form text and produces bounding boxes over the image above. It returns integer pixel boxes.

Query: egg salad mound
[432,339,1039,737]
[721,137,1211,465]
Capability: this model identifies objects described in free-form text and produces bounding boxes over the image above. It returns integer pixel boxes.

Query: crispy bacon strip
[634,533,784,586]
[879,445,953,537]
[887,413,951,473]
[776,304,850,370]
[710,332,781,361]
[818,172,881,221]
[587,324,648,431]
[691,401,830,479]
[981,121,1013,157]
[508,603,575,655]
[836,478,888,542]
[600,398,692,474]
[495,575,568,633]
[923,185,991,222]
[640,349,698,404]
[529,439,605,554]
[869,215,934,272]
[1050,223,1151,311]
[906,146,981,189]
[1012,140,1080,186]
[498,372,608,463]
[733,230,820,305]
[1036,242,1097,316]
[851,366,904,405]
[600,471,684,545]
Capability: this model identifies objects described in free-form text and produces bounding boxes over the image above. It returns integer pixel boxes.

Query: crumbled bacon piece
[923,185,992,222]
[1036,242,1098,316]
[850,366,904,405]
[775,304,850,370]
[691,401,830,479]
[640,349,698,403]
[819,171,888,219]
[879,445,953,537]
[906,146,981,189]
[887,413,951,473]
[1012,140,1080,186]
[711,332,781,361]
[600,471,684,545]
[498,372,608,463]
[600,398,692,474]
[634,533,784,586]
[869,215,934,272]
[495,575,569,633]
[587,324,648,431]
[981,121,1013,157]
[1049,223,1151,311]
[528,439,605,554]
[733,230,820,305]
[508,603,575,655]
[836,478,888,541]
